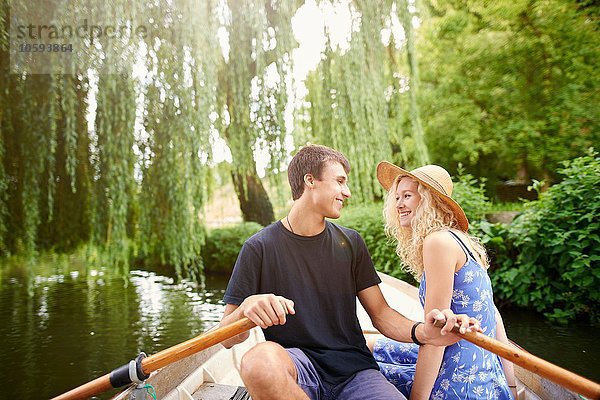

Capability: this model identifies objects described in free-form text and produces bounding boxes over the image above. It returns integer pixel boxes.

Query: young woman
[370,162,516,400]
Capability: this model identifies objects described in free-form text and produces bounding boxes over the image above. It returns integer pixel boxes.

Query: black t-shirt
[223,220,381,384]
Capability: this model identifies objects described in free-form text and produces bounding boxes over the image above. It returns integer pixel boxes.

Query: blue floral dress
[373,231,513,399]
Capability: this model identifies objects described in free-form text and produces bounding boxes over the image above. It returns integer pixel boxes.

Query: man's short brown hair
[288,144,351,200]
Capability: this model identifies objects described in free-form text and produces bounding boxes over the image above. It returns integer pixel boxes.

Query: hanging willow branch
[136,0,215,279]
[397,0,429,165]
[94,73,136,269]
[15,75,59,255]
[38,74,92,251]
[58,75,79,193]
[0,2,9,254]
[304,0,393,202]
[255,0,298,210]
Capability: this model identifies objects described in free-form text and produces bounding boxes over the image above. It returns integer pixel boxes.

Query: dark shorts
[286,348,406,400]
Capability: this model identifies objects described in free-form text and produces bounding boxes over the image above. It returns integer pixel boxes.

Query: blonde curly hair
[383,176,489,278]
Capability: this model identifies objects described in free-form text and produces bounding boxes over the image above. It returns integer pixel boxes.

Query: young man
[219,145,477,400]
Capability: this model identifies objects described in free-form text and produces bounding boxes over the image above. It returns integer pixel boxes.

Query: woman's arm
[410,232,460,400]
[411,345,445,400]
[495,306,517,399]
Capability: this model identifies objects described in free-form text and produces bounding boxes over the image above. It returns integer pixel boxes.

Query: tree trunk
[231,170,274,227]
[516,156,529,183]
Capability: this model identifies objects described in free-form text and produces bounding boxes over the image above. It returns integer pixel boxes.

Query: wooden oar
[430,320,600,400]
[51,317,255,400]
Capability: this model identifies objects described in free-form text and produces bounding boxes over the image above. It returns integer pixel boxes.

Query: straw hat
[376,161,469,232]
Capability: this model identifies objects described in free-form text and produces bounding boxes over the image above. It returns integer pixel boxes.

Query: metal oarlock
[109,352,150,388]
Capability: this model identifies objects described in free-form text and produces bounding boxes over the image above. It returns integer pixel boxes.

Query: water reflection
[0,257,228,400]
[133,271,168,344]
[502,307,600,382]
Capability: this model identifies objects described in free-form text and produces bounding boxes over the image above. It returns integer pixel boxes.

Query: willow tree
[0,74,91,256]
[1,0,300,267]
[303,1,394,202]
[3,0,228,273]
[217,0,299,226]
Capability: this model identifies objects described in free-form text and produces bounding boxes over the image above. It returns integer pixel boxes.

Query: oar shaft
[142,317,255,373]
[435,321,600,399]
[51,317,255,400]
[51,374,113,400]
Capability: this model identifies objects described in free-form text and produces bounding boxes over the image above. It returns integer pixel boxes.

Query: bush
[202,222,264,274]
[451,168,518,283]
[336,204,417,285]
[475,220,511,267]
[452,164,490,223]
[490,150,600,323]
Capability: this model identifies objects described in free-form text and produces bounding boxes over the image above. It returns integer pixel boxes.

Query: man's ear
[304,174,315,187]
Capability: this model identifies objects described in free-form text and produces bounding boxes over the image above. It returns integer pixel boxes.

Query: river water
[0,256,598,400]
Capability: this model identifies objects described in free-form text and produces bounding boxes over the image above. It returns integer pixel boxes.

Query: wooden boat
[113,273,581,400]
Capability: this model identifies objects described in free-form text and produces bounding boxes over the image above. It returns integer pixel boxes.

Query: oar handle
[51,317,256,400]
[433,320,600,399]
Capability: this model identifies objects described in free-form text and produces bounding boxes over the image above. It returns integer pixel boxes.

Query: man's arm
[357,285,478,346]
[219,294,295,349]
[358,285,414,342]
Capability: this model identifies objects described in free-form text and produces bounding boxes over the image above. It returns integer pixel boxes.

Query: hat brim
[376,161,469,232]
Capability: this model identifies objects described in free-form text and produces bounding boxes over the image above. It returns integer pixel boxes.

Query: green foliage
[451,169,513,278]
[490,151,600,322]
[397,0,429,165]
[418,1,600,183]
[202,223,264,274]
[92,74,137,273]
[135,13,212,279]
[337,204,417,285]
[485,202,524,213]
[475,219,513,273]
[452,164,490,222]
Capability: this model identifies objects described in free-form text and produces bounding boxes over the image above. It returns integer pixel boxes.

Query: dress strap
[448,230,476,261]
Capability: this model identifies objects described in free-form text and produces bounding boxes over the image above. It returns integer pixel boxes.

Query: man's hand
[239,294,295,329]
[419,309,481,346]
